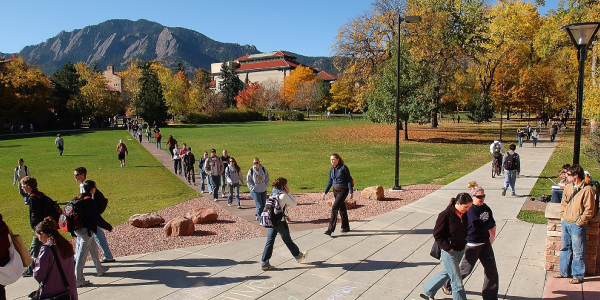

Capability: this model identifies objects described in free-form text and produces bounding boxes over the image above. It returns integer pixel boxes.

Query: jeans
[261,221,300,267]
[18,182,28,204]
[328,188,350,232]
[93,227,113,260]
[250,191,267,221]
[74,228,104,283]
[227,183,241,206]
[443,242,498,300]
[221,174,227,196]
[24,235,42,274]
[503,170,517,194]
[168,146,175,157]
[559,220,587,280]
[186,166,195,184]
[174,159,182,175]
[518,136,523,147]
[199,173,207,192]
[532,137,538,147]
[57,145,64,156]
[209,175,221,200]
[147,134,151,143]
[156,140,161,149]
[551,189,564,203]
[423,248,467,300]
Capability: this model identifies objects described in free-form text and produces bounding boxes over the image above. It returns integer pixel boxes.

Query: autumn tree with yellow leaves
[68,62,123,121]
[281,66,319,109]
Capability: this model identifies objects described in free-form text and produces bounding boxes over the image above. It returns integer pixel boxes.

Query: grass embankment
[0,130,198,243]
[518,127,600,224]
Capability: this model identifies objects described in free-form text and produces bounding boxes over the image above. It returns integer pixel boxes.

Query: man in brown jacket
[556,164,596,284]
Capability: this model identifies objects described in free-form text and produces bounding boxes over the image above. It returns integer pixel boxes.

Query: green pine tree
[52,61,84,128]
[91,61,100,73]
[139,62,169,126]
[176,60,185,73]
[220,60,243,107]
[467,94,495,124]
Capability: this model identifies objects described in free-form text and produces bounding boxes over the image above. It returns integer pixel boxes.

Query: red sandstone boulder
[327,199,356,209]
[164,217,195,237]
[128,213,165,228]
[185,208,218,224]
[361,186,385,200]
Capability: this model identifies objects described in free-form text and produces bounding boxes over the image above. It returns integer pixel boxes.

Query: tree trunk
[404,120,409,140]
[430,110,438,128]
[592,54,597,86]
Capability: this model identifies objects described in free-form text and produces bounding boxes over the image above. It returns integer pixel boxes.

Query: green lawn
[529,128,600,198]
[0,129,198,243]
[158,119,494,194]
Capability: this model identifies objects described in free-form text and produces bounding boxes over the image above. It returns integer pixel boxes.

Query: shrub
[182,108,265,124]
[182,111,213,124]
[262,110,305,121]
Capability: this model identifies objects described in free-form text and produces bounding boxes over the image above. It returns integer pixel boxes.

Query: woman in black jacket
[74,180,112,287]
[322,153,353,236]
[421,193,473,300]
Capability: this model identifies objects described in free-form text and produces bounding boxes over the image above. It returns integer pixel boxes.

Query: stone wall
[545,203,600,275]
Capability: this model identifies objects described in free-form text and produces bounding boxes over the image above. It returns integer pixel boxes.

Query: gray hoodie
[246,165,269,193]
[225,165,244,185]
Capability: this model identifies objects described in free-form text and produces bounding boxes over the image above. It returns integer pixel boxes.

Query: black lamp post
[561,22,600,165]
[393,15,421,191]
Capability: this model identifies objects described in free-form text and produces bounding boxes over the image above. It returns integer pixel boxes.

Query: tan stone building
[102,65,123,93]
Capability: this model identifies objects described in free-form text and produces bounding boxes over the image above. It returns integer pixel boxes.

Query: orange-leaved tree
[235,81,263,109]
[281,66,318,108]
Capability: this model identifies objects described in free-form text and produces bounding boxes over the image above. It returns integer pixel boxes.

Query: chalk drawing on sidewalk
[215,279,277,299]
[326,286,357,300]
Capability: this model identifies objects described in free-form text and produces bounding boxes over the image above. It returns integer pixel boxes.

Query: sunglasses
[229,160,235,163]
[253,162,260,165]
[74,174,82,177]
[474,194,486,199]
[567,173,573,176]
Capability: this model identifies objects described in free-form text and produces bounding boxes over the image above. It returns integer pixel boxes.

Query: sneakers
[261,262,275,271]
[214,198,218,202]
[237,205,241,209]
[341,228,350,233]
[97,266,110,277]
[76,280,91,287]
[228,203,232,207]
[324,231,332,236]
[501,187,507,196]
[441,285,452,295]
[101,258,116,263]
[419,294,434,300]
[296,251,309,263]
[511,192,516,196]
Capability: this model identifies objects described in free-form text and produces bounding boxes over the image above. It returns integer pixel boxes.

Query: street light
[393,15,421,191]
[561,22,600,165]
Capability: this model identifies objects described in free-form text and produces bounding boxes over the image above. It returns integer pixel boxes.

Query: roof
[317,71,338,81]
[236,59,302,72]
[234,51,297,62]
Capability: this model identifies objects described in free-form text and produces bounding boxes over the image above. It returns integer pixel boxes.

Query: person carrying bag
[0,213,27,298]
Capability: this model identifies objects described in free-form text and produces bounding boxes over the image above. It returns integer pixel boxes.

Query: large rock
[164,216,195,237]
[327,199,356,209]
[185,208,218,224]
[361,186,385,201]
[128,213,165,228]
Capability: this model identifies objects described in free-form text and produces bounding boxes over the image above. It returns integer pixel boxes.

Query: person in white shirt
[204,149,224,202]
[13,158,31,204]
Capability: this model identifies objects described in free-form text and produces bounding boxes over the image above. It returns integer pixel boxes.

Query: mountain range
[5,19,337,76]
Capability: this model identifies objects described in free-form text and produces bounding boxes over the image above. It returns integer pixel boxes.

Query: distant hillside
[0,52,14,59]
[15,19,337,76]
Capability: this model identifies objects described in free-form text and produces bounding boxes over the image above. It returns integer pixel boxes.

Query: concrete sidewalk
[6,135,562,299]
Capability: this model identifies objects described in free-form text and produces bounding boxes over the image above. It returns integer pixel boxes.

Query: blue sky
[0,0,560,57]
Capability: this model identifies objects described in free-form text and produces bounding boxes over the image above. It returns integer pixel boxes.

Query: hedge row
[181,109,304,124]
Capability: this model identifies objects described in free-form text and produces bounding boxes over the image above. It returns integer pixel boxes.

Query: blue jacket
[324,164,353,194]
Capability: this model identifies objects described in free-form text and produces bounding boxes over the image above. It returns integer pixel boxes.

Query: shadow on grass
[134,165,163,168]
[62,154,98,157]
[409,137,491,145]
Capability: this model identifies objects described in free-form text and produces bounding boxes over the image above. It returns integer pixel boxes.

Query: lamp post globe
[560,22,600,165]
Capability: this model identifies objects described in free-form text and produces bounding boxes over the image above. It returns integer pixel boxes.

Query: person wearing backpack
[116,139,128,168]
[260,177,308,271]
[501,144,520,196]
[19,176,50,277]
[322,153,353,236]
[74,180,112,287]
[32,217,78,300]
[554,164,596,284]
[13,158,31,204]
[198,151,209,193]
[246,157,270,223]
[225,157,244,208]
[173,145,182,175]
[55,134,64,156]
[73,167,115,264]
[154,130,162,149]
[489,140,505,173]
[185,147,196,185]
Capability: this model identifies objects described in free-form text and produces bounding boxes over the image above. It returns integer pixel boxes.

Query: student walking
[13,158,31,204]
[532,129,539,147]
[180,144,189,177]
[247,157,270,223]
[225,157,244,208]
[441,182,498,299]
[198,151,209,193]
[146,124,152,143]
[173,145,182,175]
[73,180,112,287]
[220,150,232,198]
[154,130,162,149]
[116,139,129,167]
[32,217,78,300]
[204,149,224,201]
[137,127,142,143]
[74,167,115,264]
[517,128,525,147]
[420,193,473,300]
[322,153,353,236]
[260,178,308,271]
[55,134,64,156]
[184,147,196,185]
[166,135,177,159]
[501,144,520,196]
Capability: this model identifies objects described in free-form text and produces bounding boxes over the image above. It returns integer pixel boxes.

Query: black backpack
[95,189,109,215]
[30,192,62,223]
[59,197,86,232]
[503,153,518,171]
[260,194,285,228]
